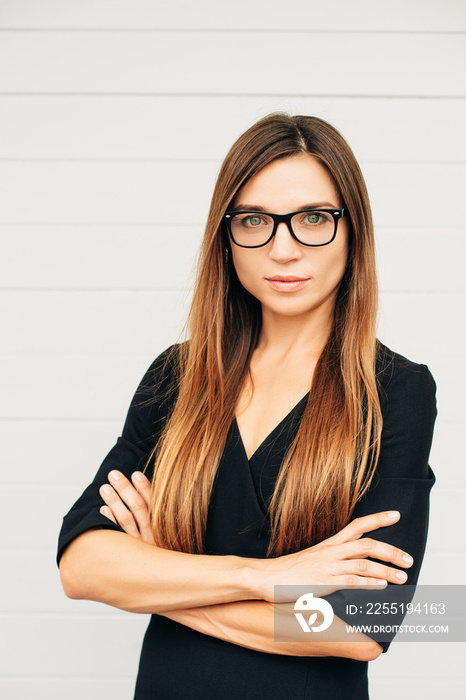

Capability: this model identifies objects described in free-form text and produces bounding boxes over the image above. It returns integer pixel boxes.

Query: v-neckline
[234,391,310,463]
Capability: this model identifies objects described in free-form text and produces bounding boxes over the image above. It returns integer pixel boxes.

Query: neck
[257,305,334,361]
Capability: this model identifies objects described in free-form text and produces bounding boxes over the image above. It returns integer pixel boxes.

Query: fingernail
[133,472,144,481]
[387,511,399,519]
[109,470,121,480]
[403,554,413,565]
[396,571,407,581]
[101,484,112,494]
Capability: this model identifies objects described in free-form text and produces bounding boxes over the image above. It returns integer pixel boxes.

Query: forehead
[233,153,340,211]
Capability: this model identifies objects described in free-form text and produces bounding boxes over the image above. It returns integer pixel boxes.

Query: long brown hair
[145,114,382,557]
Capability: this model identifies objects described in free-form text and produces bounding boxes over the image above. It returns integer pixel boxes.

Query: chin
[263,300,320,318]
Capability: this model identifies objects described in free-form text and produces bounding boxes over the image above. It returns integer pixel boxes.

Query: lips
[265,276,310,292]
[266,276,309,282]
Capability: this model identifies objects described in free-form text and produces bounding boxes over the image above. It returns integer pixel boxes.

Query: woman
[57,114,437,699]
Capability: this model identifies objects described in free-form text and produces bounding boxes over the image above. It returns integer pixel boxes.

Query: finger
[131,471,152,507]
[330,511,401,545]
[100,505,117,524]
[336,538,413,569]
[334,558,408,586]
[108,470,154,543]
[331,576,389,591]
[99,482,140,538]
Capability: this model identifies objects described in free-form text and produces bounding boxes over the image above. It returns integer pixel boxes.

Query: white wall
[1,1,465,698]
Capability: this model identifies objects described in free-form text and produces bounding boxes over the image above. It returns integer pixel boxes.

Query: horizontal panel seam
[0,92,465,100]
[0,28,465,34]
[0,288,464,294]
[0,675,136,680]
[1,158,465,165]
[0,223,463,229]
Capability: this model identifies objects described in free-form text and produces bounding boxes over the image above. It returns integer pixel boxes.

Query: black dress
[57,342,437,700]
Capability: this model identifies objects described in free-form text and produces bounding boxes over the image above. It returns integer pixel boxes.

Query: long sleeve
[323,354,437,652]
[56,344,179,566]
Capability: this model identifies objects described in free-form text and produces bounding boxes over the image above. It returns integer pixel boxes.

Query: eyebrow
[232,201,339,212]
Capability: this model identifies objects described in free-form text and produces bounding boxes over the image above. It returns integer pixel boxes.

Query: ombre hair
[144,113,382,557]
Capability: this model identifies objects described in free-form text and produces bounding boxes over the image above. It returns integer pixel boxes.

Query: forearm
[160,599,383,662]
[59,529,258,614]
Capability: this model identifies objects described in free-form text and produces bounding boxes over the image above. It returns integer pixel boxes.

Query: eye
[241,214,266,227]
[304,212,324,225]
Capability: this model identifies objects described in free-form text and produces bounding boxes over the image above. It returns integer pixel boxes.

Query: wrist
[236,555,278,601]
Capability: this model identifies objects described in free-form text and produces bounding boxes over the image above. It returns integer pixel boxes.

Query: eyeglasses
[223,208,346,248]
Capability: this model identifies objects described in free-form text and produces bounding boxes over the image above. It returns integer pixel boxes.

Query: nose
[268,221,303,261]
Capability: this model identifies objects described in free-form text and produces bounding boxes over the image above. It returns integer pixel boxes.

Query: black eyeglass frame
[223,208,346,248]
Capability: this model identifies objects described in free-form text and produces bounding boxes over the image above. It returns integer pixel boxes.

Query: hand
[254,511,414,602]
[99,470,156,546]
